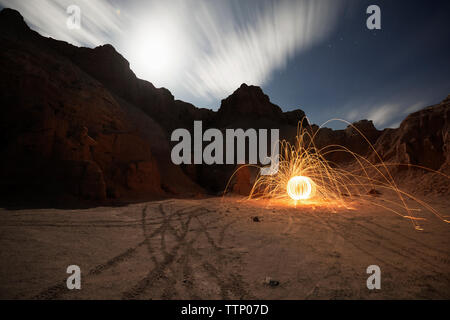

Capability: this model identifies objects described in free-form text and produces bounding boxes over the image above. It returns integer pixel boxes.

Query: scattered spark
[226,119,450,230]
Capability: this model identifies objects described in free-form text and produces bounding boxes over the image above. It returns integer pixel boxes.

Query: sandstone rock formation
[372,97,450,172]
[370,97,450,194]
[230,166,257,196]
[0,8,200,204]
[217,83,307,129]
[310,120,382,163]
[0,8,308,202]
[0,8,448,203]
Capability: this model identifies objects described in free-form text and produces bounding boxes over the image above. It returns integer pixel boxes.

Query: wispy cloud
[345,100,427,129]
[0,0,344,104]
[367,104,402,127]
[402,101,428,114]
[180,0,344,100]
[0,0,126,47]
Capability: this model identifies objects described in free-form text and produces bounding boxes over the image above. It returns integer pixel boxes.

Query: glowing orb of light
[287,176,314,200]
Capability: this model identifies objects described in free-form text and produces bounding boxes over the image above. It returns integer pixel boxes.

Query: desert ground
[0,195,449,300]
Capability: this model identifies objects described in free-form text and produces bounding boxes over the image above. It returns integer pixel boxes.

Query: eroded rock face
[217,84,283,125]
[0,8,166,202]
[0,8,317,199]
[231,166,256,196]
[126,161,161,194]
[1,8,448,201]
[366,97,450,195]
[310,120,382,163]
[372,97,450,172]
[48,38,216,135]
[345,120,380,143]
[216,83,308,128]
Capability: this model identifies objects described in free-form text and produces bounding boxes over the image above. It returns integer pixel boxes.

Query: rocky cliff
[0,8,448,203]
[0,8,202,204]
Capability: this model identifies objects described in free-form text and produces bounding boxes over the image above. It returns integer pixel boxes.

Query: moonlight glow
[125,17,185,85]
[287,176,313,200]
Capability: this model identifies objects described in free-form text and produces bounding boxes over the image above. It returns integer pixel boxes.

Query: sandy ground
[0,196,449,300]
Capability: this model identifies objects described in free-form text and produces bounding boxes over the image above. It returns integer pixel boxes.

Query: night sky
[263,0,450,129]
[1,0,449,129]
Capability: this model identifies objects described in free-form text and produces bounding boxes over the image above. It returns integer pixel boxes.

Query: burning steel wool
[286,176,314,200]
[226,119,450,230]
